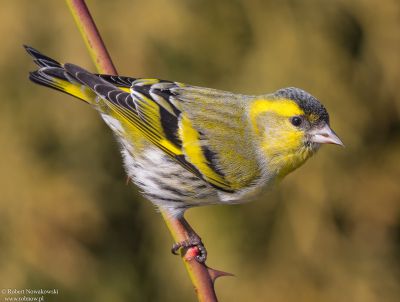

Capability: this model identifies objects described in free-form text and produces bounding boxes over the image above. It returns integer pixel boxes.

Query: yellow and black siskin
[25,45,343,261]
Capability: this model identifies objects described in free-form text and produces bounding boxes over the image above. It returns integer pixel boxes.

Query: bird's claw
[171,236,207,263]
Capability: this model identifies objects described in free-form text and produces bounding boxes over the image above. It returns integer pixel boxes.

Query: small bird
[25,46,343,262]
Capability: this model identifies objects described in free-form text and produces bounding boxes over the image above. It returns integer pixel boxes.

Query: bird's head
[250,87,343,177]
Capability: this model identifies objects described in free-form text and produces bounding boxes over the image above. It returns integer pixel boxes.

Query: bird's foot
[171,235,207,263]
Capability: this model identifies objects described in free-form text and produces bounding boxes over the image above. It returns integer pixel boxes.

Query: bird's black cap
[275,87,330,125]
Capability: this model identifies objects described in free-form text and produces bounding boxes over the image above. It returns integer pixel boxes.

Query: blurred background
[1,0,399,301]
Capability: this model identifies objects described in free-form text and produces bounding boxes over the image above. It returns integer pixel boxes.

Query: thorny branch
[65,1,232,301]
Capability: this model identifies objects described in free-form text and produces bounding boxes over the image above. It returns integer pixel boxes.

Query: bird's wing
[96,74,136,92]
[64,64,259,192]
[170,86,261,190]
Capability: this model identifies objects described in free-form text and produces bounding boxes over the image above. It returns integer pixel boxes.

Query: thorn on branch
[207,266,235,283]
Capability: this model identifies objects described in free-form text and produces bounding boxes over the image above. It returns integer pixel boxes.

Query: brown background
[0,0,399,301]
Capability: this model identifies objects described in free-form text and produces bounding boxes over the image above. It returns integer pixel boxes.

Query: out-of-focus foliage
[1,0,399,301]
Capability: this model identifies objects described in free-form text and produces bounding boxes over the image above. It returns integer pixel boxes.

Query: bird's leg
[169,216,207,263]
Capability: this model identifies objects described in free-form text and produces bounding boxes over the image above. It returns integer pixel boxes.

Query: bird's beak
[309,124,344,146]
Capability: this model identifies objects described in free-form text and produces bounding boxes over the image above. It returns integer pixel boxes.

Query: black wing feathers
[97,74,137,88]
[24,45,61,68]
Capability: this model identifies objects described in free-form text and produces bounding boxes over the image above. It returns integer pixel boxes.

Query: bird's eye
[290,116,303,127]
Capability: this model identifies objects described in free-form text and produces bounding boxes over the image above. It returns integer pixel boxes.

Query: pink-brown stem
[66,0,117,75]
[163,214,217,301]
[65,1,231,300]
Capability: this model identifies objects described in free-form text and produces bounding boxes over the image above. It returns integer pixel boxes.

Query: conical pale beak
[310,124,344,146]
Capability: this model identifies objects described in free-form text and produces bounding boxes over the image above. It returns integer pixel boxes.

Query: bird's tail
[24,45,97,103]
